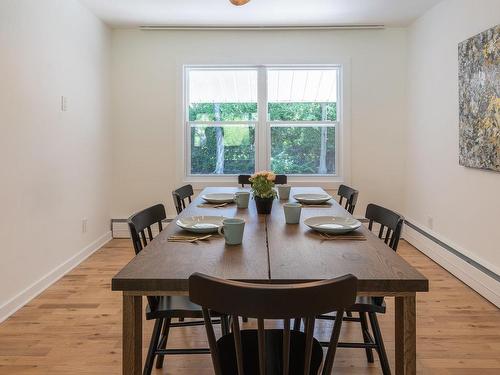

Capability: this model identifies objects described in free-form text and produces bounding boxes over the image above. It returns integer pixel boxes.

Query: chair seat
[348,296,386,314]
[146,296,204,320]
[217,329,323,375]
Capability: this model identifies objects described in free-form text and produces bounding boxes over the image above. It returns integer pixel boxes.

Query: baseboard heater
[404,220,499,307]
[405,220,499,282]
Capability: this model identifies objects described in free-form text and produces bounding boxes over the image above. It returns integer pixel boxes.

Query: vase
[254,196,274,215]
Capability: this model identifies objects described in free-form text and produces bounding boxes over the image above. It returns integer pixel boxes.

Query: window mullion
[257,66,268,172]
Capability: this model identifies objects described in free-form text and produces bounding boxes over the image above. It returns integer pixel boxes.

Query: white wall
[0,0,112,320]
[405,0,500,274]
[111,28,408,218]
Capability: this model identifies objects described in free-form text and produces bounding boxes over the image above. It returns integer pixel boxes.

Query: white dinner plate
[201,193,235,204]
[304,216,362,234]
[293,193,332,205]
[176,216,226,233]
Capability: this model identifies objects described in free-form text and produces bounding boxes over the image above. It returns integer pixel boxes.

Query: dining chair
[172,184,194,214]
[337,184,359,215]
[365,203,404,251]
[238,174,252,187]
[189,272,358,375]
[274,174,288,185]
[317,203,404,375]
[128,204,227,375]
[239,174,288,187]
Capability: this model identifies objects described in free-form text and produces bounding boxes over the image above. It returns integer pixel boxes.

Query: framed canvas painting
[458,24,499,172]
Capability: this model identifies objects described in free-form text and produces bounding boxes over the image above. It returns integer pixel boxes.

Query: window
[185,65,341,177]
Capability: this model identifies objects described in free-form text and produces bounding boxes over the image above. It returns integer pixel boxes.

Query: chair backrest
[365,203,404,251]
[128,204,166,255]
[337,184,359,215]
[189,273,357,375]
[128,204,166,310]
[274,174,288,185]
[239,174,287,187]
[238,174,252,187]
[172,184,194,214]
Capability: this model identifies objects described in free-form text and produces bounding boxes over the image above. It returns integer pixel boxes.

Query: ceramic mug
[284,203,302,224]
[277,185,291,200]
[233,191,250,209]
[218,218,245,245]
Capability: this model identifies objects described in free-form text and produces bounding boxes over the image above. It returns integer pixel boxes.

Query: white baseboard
[403,223,500,308]
[0,231,112,323]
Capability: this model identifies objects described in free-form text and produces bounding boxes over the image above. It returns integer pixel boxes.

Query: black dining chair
[172,184,194,214]
[275,174,288,185]
[365,203,404,251]
[128,204,226,375]
[238,174,288,187]
[317,203,404,375]
[238,174,252,187]
[337,184,359,215]
[189,272,358,375]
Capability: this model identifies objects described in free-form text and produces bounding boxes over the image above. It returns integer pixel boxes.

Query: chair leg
[144,318,163,375]
[322,309,344,375]
[221,315,230,335]
[242,317,248,323]
[155,317,171,369]
[178,317,184,322]
[359,312,374,363]
[368,312,391,375]
[293,318,302,331]
[346,311,353,317]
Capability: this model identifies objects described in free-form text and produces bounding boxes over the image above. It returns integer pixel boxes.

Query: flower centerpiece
[249,171,277,214]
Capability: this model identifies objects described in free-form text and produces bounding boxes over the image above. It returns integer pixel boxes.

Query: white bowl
[176,216,226,233]
[304,216,362,234]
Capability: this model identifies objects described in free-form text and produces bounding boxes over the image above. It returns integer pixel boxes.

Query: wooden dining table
[112,187,429,375]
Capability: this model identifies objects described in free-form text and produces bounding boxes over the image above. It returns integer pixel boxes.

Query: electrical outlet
[82,218,88,233]
[61,96,68,112]
[426,215,434,230]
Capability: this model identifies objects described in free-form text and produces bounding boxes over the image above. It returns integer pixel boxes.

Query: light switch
[61,96,68,112]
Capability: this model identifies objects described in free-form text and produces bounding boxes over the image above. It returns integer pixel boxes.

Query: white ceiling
[79,0,442,28]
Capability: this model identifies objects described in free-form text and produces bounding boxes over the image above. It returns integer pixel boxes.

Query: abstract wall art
[458,24,499,172]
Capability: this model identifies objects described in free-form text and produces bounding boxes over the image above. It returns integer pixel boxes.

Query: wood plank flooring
[0,239,499,374]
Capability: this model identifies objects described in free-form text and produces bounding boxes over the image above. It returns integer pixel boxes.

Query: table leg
[123,294,142,375]
[395,295,416,375]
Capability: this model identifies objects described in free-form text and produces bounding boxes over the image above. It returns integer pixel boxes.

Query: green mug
[284,203,302,224]
[233,191,250,209]
[218,218,245,245]
[277,184,292,200]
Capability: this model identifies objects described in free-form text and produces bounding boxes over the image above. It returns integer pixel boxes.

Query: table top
[112,187,428,295]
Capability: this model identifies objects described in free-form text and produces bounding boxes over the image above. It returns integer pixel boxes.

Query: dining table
[112,186,429,375]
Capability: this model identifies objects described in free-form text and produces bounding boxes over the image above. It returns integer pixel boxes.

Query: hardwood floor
[0,239,499,374]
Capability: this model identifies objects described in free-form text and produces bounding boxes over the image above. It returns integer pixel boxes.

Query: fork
[168,234,213,243]
[198,203,229,208]
[319,232,366,241]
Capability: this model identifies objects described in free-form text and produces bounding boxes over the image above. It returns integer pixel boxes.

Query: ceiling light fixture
[230,0,251,6]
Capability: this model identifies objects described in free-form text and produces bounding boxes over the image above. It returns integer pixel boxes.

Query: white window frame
[182,64,347,186]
